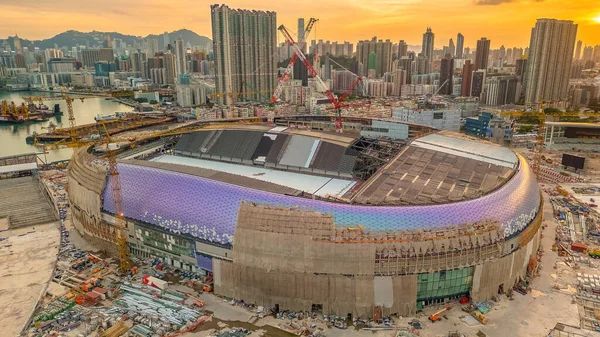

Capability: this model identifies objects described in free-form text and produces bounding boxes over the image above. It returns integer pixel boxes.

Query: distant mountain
[146,29,212,51]
[1,29,211,50]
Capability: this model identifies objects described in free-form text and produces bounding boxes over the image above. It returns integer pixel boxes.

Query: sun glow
[593,14,600,24]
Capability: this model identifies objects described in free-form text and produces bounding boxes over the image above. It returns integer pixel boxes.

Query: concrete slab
[0,222,60,337]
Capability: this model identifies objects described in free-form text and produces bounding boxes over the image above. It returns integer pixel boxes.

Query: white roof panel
[151,155,356,198]
[413,134,517,168]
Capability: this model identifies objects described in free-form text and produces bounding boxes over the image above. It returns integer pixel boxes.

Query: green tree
[517,125,534,133]
[150,100,158,104]
[133,97,148,103]
[588,98,600,112]
[544,107,561,114]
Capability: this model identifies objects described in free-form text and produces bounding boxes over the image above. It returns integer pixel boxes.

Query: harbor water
[0,91,132,162]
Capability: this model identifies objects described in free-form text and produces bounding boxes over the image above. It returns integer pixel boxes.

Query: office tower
[448,39,455,57]
[523,19,577,105]
[456,33,464,58]
[100,48,114,62]
[356,37,393,77]
[475,37,490,70]
[147,37,159,56]
[574,40,582,60]
[461,60,474,96]
[298,18,305,42]
[439,55,453,95]
[175,38,187,77]
[470,70,485,97]
[163,32,170,49]
[211,4,277,104]
[398,40,408,58]
[164,51,176,85]
[81,49,101,68]
[298,18,306,53]
[421,27,434,62]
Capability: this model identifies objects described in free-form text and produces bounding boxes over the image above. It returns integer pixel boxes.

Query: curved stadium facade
[68,118,543,317]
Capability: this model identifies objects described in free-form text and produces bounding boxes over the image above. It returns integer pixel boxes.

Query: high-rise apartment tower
[475,37,490,70]
[523,19,577,105]
[211,4,277,105]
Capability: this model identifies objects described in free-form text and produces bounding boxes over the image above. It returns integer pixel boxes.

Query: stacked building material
[113,283,200,327]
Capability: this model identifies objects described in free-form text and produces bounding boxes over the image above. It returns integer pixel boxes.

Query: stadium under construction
[67,115,543,318]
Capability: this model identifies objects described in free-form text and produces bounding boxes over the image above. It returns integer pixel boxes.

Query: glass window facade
[417,266,474,306]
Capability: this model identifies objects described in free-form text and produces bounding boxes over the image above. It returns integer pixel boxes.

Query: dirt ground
[0,222,60,337]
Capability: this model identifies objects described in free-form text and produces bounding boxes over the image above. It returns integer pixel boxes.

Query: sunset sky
[1,0,599,48]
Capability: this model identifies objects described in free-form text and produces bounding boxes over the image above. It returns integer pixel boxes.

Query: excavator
[429,307,451,322]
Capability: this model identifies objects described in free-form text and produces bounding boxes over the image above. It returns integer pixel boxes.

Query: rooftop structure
[68,117,543,318]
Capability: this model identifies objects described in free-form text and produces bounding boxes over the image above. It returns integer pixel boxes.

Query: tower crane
[423,79,449,105]
[40,119,260,273]
[22,88,134,142]
[269,18,319,104]
[277,24,365,132]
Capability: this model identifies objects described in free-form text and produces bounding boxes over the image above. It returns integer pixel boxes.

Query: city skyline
[1,0,599,48]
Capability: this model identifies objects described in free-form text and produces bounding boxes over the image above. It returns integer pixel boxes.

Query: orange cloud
[0,0,598,47]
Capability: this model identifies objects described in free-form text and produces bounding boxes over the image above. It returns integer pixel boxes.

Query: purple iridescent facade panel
[102,156,540,245]
[196,254,213,272]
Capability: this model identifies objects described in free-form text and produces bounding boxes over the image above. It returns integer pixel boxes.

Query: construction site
[1,15,600,337]
[1,80,600,336]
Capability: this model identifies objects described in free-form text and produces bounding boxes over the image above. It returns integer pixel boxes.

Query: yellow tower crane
[40,118,259,273]
[22,88,134,141]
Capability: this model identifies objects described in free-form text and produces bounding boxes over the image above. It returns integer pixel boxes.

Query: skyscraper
[163,51,176,85]
[574,40,582,60]
[523,19,577,105]
[298,18,305,41]
[163,32,170,49]
[298,18,306,52]
[456,33,464,59]
[461,60,474,97]
[211,4,277,105]
[582,46,593,62]
[147,37,159,57]
[175,38,187,77]
[475,38,490,70]
[439,55,454,95]
[421,27,434,62]
[448,39,455,57]
[398,40,408,58]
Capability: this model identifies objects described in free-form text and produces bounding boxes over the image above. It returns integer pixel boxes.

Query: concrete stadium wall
[215,201,543,318]
[68,148,117,254]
